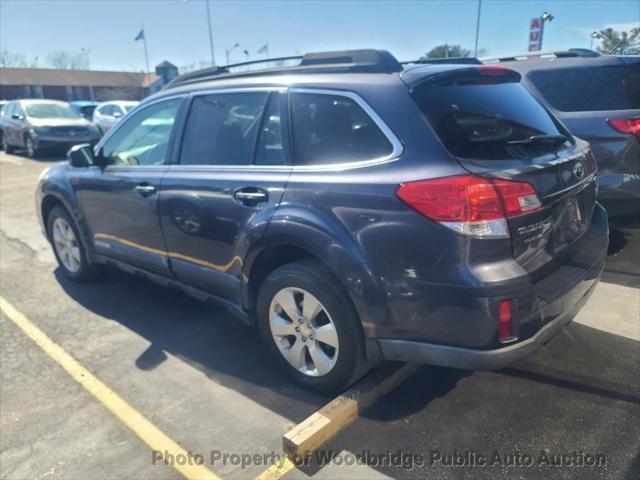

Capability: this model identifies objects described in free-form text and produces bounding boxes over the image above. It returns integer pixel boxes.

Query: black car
[1,99,101,158]
[36,50,608,393]
[485,49,640,218]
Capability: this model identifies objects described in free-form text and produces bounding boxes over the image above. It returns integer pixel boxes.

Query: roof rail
[482,48,600,63]
[402,57,482,65]
[164,49,403,90]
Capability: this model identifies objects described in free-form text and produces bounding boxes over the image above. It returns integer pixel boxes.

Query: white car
[92,101,138,134]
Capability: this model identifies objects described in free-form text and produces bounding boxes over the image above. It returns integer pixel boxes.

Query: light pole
[226,43,239,64]
[205,0,216,66]
[474,0,482,57]
[590,31,600,50]
[539,11,554,50]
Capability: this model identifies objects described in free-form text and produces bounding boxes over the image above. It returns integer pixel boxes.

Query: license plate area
[552,195,586,252]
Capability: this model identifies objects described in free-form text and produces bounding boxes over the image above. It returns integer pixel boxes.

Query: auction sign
[528,17,544,51]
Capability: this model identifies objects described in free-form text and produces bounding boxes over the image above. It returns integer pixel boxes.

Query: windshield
[412,79,570,160]
[25,103,81,119]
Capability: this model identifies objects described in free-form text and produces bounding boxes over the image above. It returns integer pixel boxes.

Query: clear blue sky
[1,0,639,72]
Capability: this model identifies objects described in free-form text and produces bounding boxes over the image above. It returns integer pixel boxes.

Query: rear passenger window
[290,92,393,166]
[180,92,268,166]
[529,65,640,112]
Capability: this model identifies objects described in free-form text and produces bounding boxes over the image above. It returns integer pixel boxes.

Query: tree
[422,44,471,59]
[596,27,640,55]
[1,49,27,67]
[45,50,90,70]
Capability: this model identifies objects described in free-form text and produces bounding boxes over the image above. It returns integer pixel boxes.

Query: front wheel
[47,206,100,281]
[257,259,368,394]
[25,136,38,159]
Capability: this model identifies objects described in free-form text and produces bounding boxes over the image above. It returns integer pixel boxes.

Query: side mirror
[11,113,23,120]
[67,143,108,168]
[112,111,122,119]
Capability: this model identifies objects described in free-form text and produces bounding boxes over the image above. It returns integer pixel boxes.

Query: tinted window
[180,92,268,166]
[99,105,114,116]
[290,92,392,166]
[529,65,640,112]
[25,103,80,119]
[413,79,567,160]
[102,98,181,166]
[255,93,286,165]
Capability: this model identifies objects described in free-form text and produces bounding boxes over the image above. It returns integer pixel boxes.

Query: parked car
[1,99,101,158]
[36,50,608,393]
[70,101,99,120]
[92,100,138,134]
[484,50,640,218]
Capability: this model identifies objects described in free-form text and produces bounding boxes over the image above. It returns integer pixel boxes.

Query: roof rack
[402,57,482,65]
[165,49,403,90]
[482,48,600,63]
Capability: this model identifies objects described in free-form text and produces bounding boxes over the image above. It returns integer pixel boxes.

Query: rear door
[409,66,598,271]
[158,89,290,303]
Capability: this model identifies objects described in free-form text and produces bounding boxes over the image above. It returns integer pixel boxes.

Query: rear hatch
[404,65,598,272]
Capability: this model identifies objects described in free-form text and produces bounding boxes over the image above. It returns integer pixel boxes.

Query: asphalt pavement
[1,149,638,480]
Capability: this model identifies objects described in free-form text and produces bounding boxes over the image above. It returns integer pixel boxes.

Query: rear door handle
[234,189,268,205]
[135,183,156,196]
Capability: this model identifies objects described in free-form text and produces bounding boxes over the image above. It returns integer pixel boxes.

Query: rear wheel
[257,259,368,394]
[47,206,100,281]
[2,133,14,154]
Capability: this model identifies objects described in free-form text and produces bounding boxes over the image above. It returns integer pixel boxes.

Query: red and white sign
[528,17,544,52]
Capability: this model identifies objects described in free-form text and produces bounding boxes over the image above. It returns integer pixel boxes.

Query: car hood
[29,118,92,128]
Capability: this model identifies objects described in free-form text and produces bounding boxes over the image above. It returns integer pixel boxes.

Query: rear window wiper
[507,134,569,147]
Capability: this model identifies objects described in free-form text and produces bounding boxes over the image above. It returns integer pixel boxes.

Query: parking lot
[1,150,639,480]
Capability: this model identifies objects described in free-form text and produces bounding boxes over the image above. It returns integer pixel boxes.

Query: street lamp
[226,43,240,65]
[590,31,601,50]
[541,11,554,22]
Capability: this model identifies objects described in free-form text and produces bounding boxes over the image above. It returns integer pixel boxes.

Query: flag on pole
[134,28,145,42]
[257,44,268,54]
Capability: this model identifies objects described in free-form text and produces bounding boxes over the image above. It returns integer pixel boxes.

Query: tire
[25,135,38,159]
[47,206,100,281]
[2,133,14,154]
[256,259,368,394]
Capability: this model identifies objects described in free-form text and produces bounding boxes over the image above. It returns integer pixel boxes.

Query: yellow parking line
[254,457,296,480]
[0,296,220,480]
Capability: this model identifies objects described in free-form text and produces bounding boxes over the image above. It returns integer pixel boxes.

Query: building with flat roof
[0,61,178,101]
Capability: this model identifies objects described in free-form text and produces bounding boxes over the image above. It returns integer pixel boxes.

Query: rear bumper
[374,203,608,370]
[377,274,598,369]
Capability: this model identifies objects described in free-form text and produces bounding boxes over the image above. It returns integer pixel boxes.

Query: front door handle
[135,183,156,196]
[234,189,268,205]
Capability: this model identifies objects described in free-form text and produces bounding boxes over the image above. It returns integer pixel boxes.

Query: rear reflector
[396,175,542,237]
[607,117,640,140]
[498,299,514,343]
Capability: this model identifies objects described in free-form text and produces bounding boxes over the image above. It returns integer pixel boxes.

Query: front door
[72,96,184,275]
[159,90,290,303]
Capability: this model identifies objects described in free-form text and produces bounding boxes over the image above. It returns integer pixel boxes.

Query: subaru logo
[572,161,585,180]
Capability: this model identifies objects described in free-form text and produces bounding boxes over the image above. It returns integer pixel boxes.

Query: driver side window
[101,98,181,166]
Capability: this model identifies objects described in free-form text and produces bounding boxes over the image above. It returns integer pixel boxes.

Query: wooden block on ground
[283,363,420,458]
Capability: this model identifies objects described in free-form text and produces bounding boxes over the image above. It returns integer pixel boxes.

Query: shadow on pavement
[604,216,640,288]
[312,322,640,480]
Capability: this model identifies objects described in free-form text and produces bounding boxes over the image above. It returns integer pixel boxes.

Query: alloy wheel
[269,287,339,377]
[26,137,35,158]
[52,217,81,273]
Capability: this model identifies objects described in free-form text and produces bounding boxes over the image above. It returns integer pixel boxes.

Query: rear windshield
[412,76,568,160]
[529,65,640,112]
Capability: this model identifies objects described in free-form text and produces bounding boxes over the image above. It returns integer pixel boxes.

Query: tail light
[607,117,640,140]
[396,175,542,237]
[498,299,514,343]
